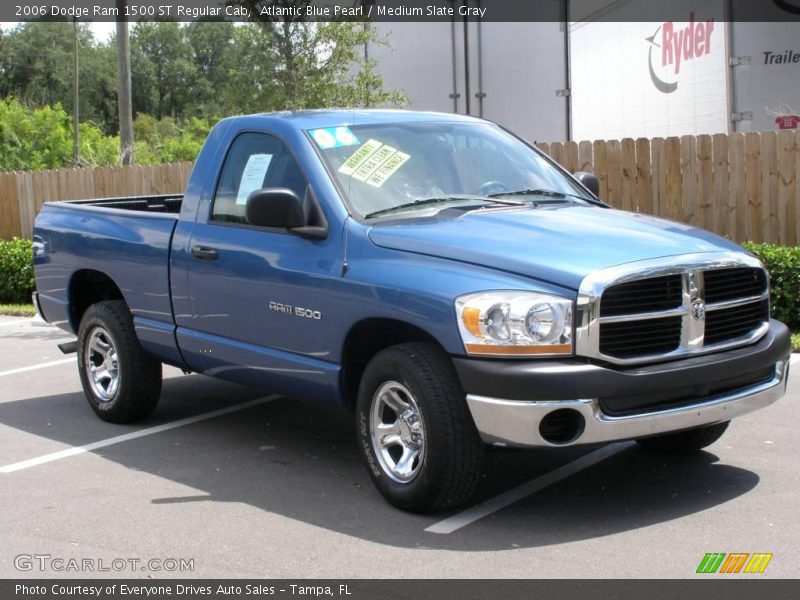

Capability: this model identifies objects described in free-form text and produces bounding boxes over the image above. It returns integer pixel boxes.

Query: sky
[1,22,119,41]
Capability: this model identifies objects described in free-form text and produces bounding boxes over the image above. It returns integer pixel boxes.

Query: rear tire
[356,343,483,512]
[77,300,161,423]
[636,421,730,453]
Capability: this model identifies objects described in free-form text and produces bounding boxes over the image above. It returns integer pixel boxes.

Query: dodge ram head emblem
[691,298,706,320]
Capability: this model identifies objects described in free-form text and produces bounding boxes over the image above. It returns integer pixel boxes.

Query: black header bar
[3,579,800,600]
[2,0,800,23]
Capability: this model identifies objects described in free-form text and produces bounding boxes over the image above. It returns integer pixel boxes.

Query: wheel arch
[68,269,126,331]
[339,317,450,411]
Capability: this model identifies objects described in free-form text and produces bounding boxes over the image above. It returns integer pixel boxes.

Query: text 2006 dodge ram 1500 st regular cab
[33,110,791,511]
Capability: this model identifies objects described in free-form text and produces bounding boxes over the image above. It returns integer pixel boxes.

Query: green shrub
[0,98,120,170]
[744,242,800,330]
[133,115,211,164]
[1,98,209,171]
[0,237,34,304]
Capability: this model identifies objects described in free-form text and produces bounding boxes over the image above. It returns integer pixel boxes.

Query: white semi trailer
[369,0,800,142]
[570,0,800,140]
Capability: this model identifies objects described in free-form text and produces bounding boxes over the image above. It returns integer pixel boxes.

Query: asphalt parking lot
[1,315,798,579]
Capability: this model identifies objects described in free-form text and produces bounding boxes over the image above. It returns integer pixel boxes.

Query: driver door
[182,131,340,404]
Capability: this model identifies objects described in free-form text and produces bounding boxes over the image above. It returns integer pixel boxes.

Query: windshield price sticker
[365,151,411,188]
[351,144,399,181]
[338,139,411,187]
[338,139,383,176]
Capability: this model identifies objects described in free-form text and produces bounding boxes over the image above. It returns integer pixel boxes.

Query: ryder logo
[645,13,715,94]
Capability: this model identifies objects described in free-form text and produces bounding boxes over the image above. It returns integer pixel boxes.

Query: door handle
[191,245,218,261]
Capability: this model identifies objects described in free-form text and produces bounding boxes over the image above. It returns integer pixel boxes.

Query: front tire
[636,421,730,453]
[77,300,162,423]
[356,343,483,512]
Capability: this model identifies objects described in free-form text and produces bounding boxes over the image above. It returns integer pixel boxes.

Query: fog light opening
[539,408,586,445]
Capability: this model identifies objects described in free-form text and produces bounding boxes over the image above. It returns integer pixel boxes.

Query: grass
[792,332,800,353]
[0,303,36,317]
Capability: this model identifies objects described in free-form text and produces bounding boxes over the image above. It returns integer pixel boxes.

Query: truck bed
[34,195,183,348]
[63,194,184,214]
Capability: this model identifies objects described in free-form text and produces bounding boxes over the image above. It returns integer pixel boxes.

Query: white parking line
[0,358,76,378]
[425,442,633,534]
[0,394,279,473]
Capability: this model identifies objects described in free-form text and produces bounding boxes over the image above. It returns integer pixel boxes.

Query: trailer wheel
[77,300,161,423]
[636,421,730,453]
[356,343,483,512]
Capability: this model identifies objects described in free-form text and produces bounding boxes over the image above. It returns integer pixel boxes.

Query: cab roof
[220,109,488,131]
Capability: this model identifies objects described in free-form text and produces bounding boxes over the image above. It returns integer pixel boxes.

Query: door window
[212,132,307,224]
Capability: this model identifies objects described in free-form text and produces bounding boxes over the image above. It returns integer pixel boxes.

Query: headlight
[455,291,573,357]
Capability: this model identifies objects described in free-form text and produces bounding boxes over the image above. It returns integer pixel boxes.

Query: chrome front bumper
[466,357,790,448]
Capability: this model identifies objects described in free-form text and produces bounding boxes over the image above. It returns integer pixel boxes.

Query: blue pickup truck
[33,110,791,511]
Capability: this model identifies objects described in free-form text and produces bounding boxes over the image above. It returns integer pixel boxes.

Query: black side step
[58,341,77,355]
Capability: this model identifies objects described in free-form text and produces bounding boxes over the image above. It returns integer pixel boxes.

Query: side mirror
[573,171,600,197]
[246,188,305,229]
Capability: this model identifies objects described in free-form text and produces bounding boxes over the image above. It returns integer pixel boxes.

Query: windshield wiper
[488,188,608,207]
[364,196,523,219]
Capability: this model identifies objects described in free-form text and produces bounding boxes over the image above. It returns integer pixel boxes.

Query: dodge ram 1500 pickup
[33,110,791,511]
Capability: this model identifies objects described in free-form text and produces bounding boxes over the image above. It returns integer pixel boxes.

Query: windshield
[308,121,592,220]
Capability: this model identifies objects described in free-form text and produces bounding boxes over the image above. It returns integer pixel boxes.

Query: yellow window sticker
[338,139,383,176]
[351,144,398,181]
[366,151,411,188]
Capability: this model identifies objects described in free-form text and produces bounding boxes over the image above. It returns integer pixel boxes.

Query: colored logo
[310,127,360,150]
[645,13,716,94]
[776,115,800,129]
[696,552,773,574]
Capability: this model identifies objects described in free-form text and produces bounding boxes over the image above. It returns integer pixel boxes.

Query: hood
[367,205,744,290]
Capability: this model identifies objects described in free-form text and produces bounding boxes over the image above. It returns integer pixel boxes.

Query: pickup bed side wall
[33,205,182,365]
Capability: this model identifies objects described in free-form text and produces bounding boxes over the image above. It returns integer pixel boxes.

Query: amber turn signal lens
[462,306,482,338]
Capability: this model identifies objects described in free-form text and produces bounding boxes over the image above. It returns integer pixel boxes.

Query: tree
[0,22,119,134]
[131,21,196,119]
[0,25,6,78]
[0,17,407,171]
[0,22,86,108]
[185,20,234,116]
[216,23,282,115]
[232,1,405,110]
[83,40,119,135]
[116,2,134,164]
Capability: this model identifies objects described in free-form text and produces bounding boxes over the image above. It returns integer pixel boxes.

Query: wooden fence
[0,131,798,245]
[536,131,799,246]
[0,162,194,241]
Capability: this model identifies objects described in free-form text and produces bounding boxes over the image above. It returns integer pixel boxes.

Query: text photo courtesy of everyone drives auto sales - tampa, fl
[0,1,799,598]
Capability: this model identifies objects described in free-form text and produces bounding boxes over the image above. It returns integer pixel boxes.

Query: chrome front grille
[599,274,682,316]
[704,268,768,303]
[599,315,682,358]
[576,253,770,365]
[704,299,769,345]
